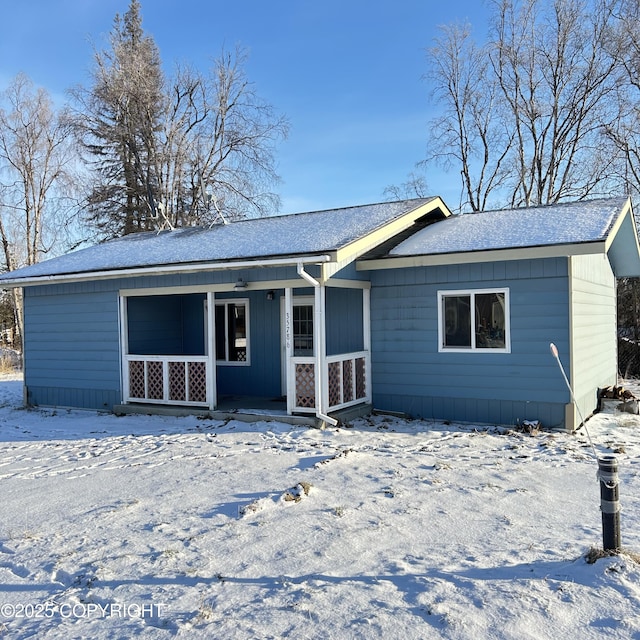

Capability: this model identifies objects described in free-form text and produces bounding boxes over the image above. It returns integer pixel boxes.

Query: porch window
[438,288,510,352]
[215,300,249,364]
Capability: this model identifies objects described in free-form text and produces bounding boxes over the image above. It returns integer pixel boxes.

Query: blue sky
[0,1,490,213]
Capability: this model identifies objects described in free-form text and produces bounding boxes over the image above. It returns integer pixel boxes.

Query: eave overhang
[356,241,607,271]
[0,253,335,288]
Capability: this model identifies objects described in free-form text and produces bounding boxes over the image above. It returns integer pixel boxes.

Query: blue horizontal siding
[24,286,122,410]
[369,257,571,428]
[23,271,320,409]
[374,394,565,428]
[326,287,364,354]
[26,386,120,411]
[23,251,579,429]
[127,294,206,355]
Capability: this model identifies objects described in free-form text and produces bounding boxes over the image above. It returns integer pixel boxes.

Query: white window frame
[215,298,250,366]
[437,288,511,353]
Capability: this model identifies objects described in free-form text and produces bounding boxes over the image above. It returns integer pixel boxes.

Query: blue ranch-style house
[1,196,639,431]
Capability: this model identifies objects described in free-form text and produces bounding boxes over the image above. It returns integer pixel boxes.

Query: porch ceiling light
[233,278,248,291]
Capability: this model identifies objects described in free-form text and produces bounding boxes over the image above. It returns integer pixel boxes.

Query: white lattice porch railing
[125,355,210,406]
[291,357,316,412]
[326,351,370,412]
[292,351,370,414]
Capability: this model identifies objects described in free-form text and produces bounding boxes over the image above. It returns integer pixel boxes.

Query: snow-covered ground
[0,374,639,639]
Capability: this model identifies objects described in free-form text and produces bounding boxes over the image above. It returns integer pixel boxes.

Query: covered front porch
[117,266,372,426]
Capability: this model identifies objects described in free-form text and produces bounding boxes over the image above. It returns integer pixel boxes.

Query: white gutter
[0,254,334,288]
[296,262,339,427]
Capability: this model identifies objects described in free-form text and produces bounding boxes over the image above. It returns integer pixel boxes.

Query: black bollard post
[598,455,621,552]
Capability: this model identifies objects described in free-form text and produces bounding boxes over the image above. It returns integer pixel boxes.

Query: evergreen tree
[73,0,288,239]
[74,0,165,237]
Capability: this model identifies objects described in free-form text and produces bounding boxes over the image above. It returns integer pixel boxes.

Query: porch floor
[217,394,287,412]
[114,395,319,428]
[114,395,371,428]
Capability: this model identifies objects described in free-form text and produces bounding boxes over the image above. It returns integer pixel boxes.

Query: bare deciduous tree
[155,49,289,228]
[490,0,621,207]
[0,73,75,347]
[413,0,623,211]
[602,0,640,198]
[383,170,430,201]
[425,22,513,211]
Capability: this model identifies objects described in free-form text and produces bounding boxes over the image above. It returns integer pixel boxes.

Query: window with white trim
[293,303,314,356]
[438,289,510,352]
[215,300,250,364]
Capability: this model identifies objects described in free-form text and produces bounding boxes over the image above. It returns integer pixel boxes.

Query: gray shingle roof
[390,197,628,257]
[2,196,634,284]
[0,198,435,282]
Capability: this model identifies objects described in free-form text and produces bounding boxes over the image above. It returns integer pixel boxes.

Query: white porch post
[206,291,217,410]
[315,283,328,417]
[118,294,129,404]
[363,286,371,400]
[285,287,294,414]
[295,262,338,426]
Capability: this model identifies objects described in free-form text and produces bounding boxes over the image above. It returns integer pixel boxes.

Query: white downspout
[296,262,339,427]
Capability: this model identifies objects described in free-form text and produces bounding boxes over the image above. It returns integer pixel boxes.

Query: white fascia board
[356,242,606,271]
[324,278,371,289]
[604,197,633,252]
[604,198,640,260]
[333,197,451,265]
[0,254,334,288]
[120,276,370,298]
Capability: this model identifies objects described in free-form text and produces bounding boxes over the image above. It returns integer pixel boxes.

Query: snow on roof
[390,197,629,257]
[0,198,435,282]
